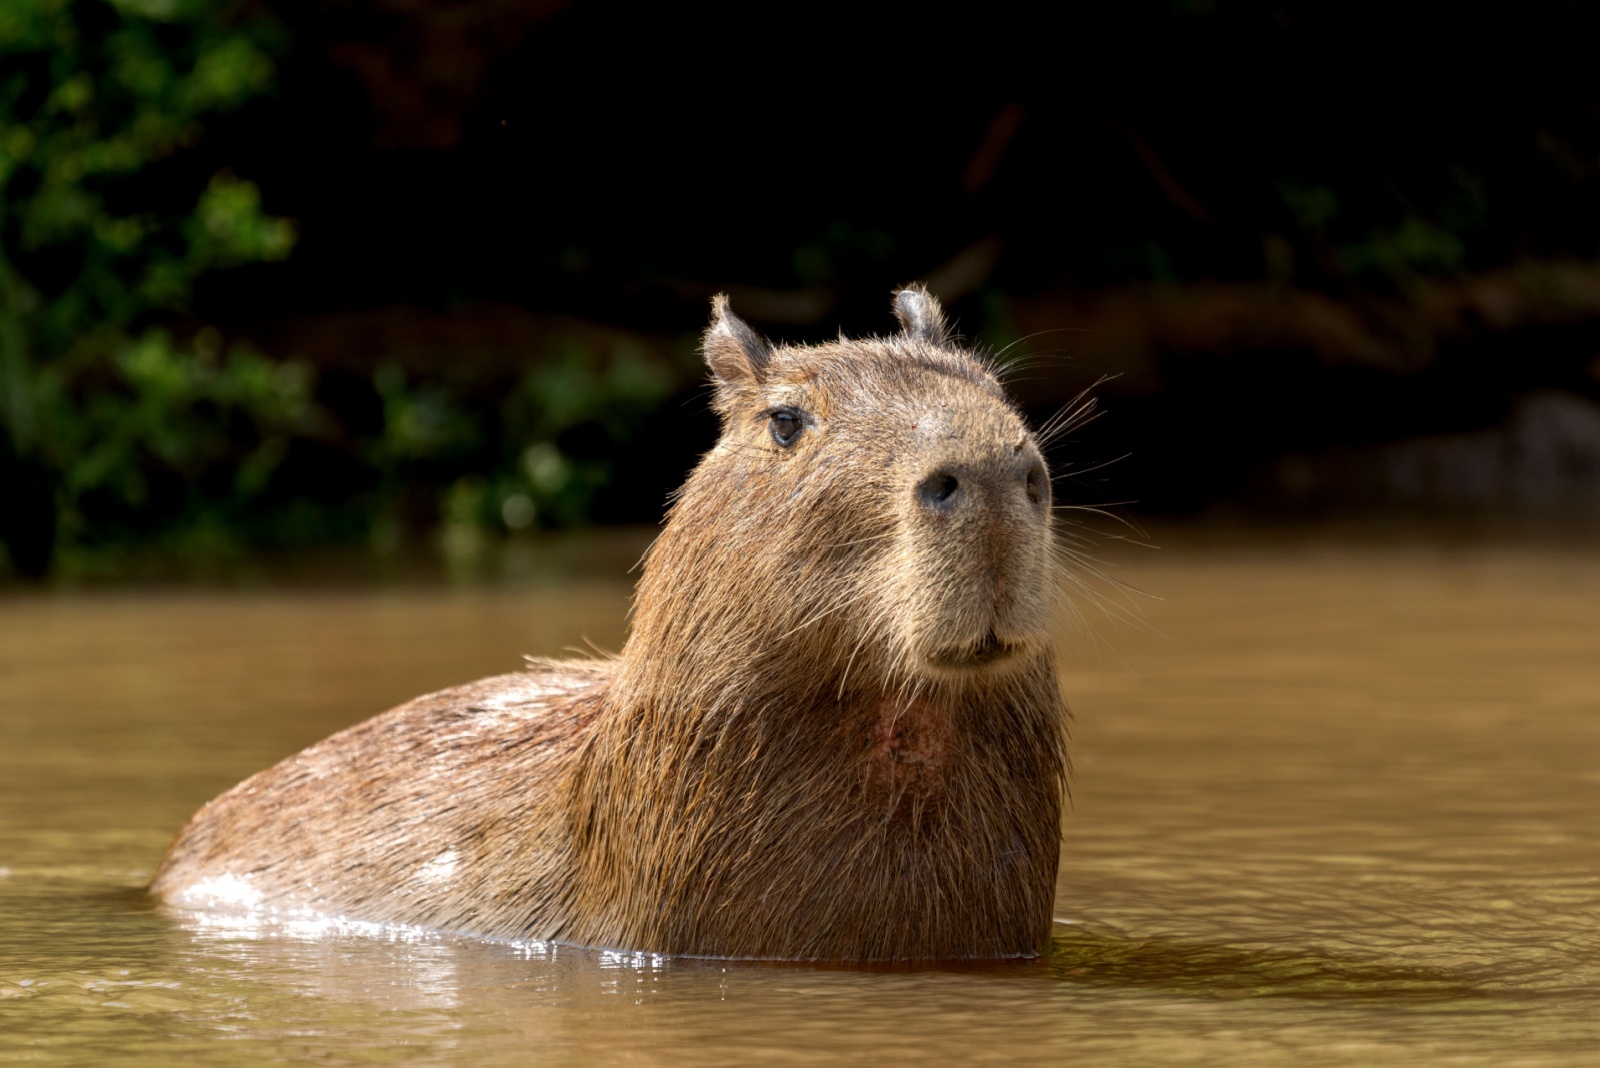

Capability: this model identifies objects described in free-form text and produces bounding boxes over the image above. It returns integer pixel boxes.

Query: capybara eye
[769,409,802,447]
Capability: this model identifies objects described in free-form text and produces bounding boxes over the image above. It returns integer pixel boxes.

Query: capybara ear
[892,283,949,347]
[704,294,771,387]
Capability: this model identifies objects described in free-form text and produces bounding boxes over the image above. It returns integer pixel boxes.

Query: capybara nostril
[916,470,961,512]
[1025,461,1048,506]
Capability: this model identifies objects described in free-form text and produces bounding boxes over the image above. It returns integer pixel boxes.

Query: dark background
[8,0,1600,575]
[211,0,1600,505]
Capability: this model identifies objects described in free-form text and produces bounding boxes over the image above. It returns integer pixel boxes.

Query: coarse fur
[152,285,1070,961]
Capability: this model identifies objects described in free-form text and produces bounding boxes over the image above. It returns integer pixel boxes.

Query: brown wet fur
[151,285,1070,961]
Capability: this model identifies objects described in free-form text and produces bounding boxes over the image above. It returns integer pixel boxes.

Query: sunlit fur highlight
[152,285,1070,961]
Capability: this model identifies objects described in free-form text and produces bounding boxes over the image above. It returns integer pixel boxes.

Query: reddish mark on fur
[865,695,951,785]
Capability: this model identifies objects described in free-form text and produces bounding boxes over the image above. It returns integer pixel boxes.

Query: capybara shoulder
[154,286,1071,961]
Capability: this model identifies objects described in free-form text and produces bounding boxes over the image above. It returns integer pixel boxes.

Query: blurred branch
[923,236,1003,305]
[1106,116,1213,224]
[314,0,574,149]
[961,102,1026,194]
[1010,261,1600,404]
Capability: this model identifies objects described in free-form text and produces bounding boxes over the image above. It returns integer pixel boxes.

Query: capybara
[152,286,1070,961]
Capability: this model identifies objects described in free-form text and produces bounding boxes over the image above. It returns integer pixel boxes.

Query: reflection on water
[1050,922,1482,1001]
[2,528,1599,1065]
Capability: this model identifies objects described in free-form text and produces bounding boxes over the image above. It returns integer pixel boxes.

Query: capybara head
[624,284,1057,702]
[580,286,1068,959]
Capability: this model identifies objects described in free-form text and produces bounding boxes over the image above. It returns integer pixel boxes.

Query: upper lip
[925,632,1021,669]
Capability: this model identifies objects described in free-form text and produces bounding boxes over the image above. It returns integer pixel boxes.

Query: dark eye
[769,409,803,447]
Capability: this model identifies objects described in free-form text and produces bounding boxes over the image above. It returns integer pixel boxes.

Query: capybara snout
[893,388,1057,675]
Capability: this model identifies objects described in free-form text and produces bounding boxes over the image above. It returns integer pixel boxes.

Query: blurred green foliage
[0,0,297,574]
[0,0,679,577]
[362,340,678,568]
[496,343,675,525]
[1275,177,1479,288]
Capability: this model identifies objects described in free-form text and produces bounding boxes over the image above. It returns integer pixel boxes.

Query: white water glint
[176,872,263,910]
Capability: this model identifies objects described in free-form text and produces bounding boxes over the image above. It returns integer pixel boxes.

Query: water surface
[2,529,1598,1065]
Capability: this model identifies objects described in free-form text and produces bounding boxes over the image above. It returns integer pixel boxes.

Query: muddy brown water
[2,528,1598,1066]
